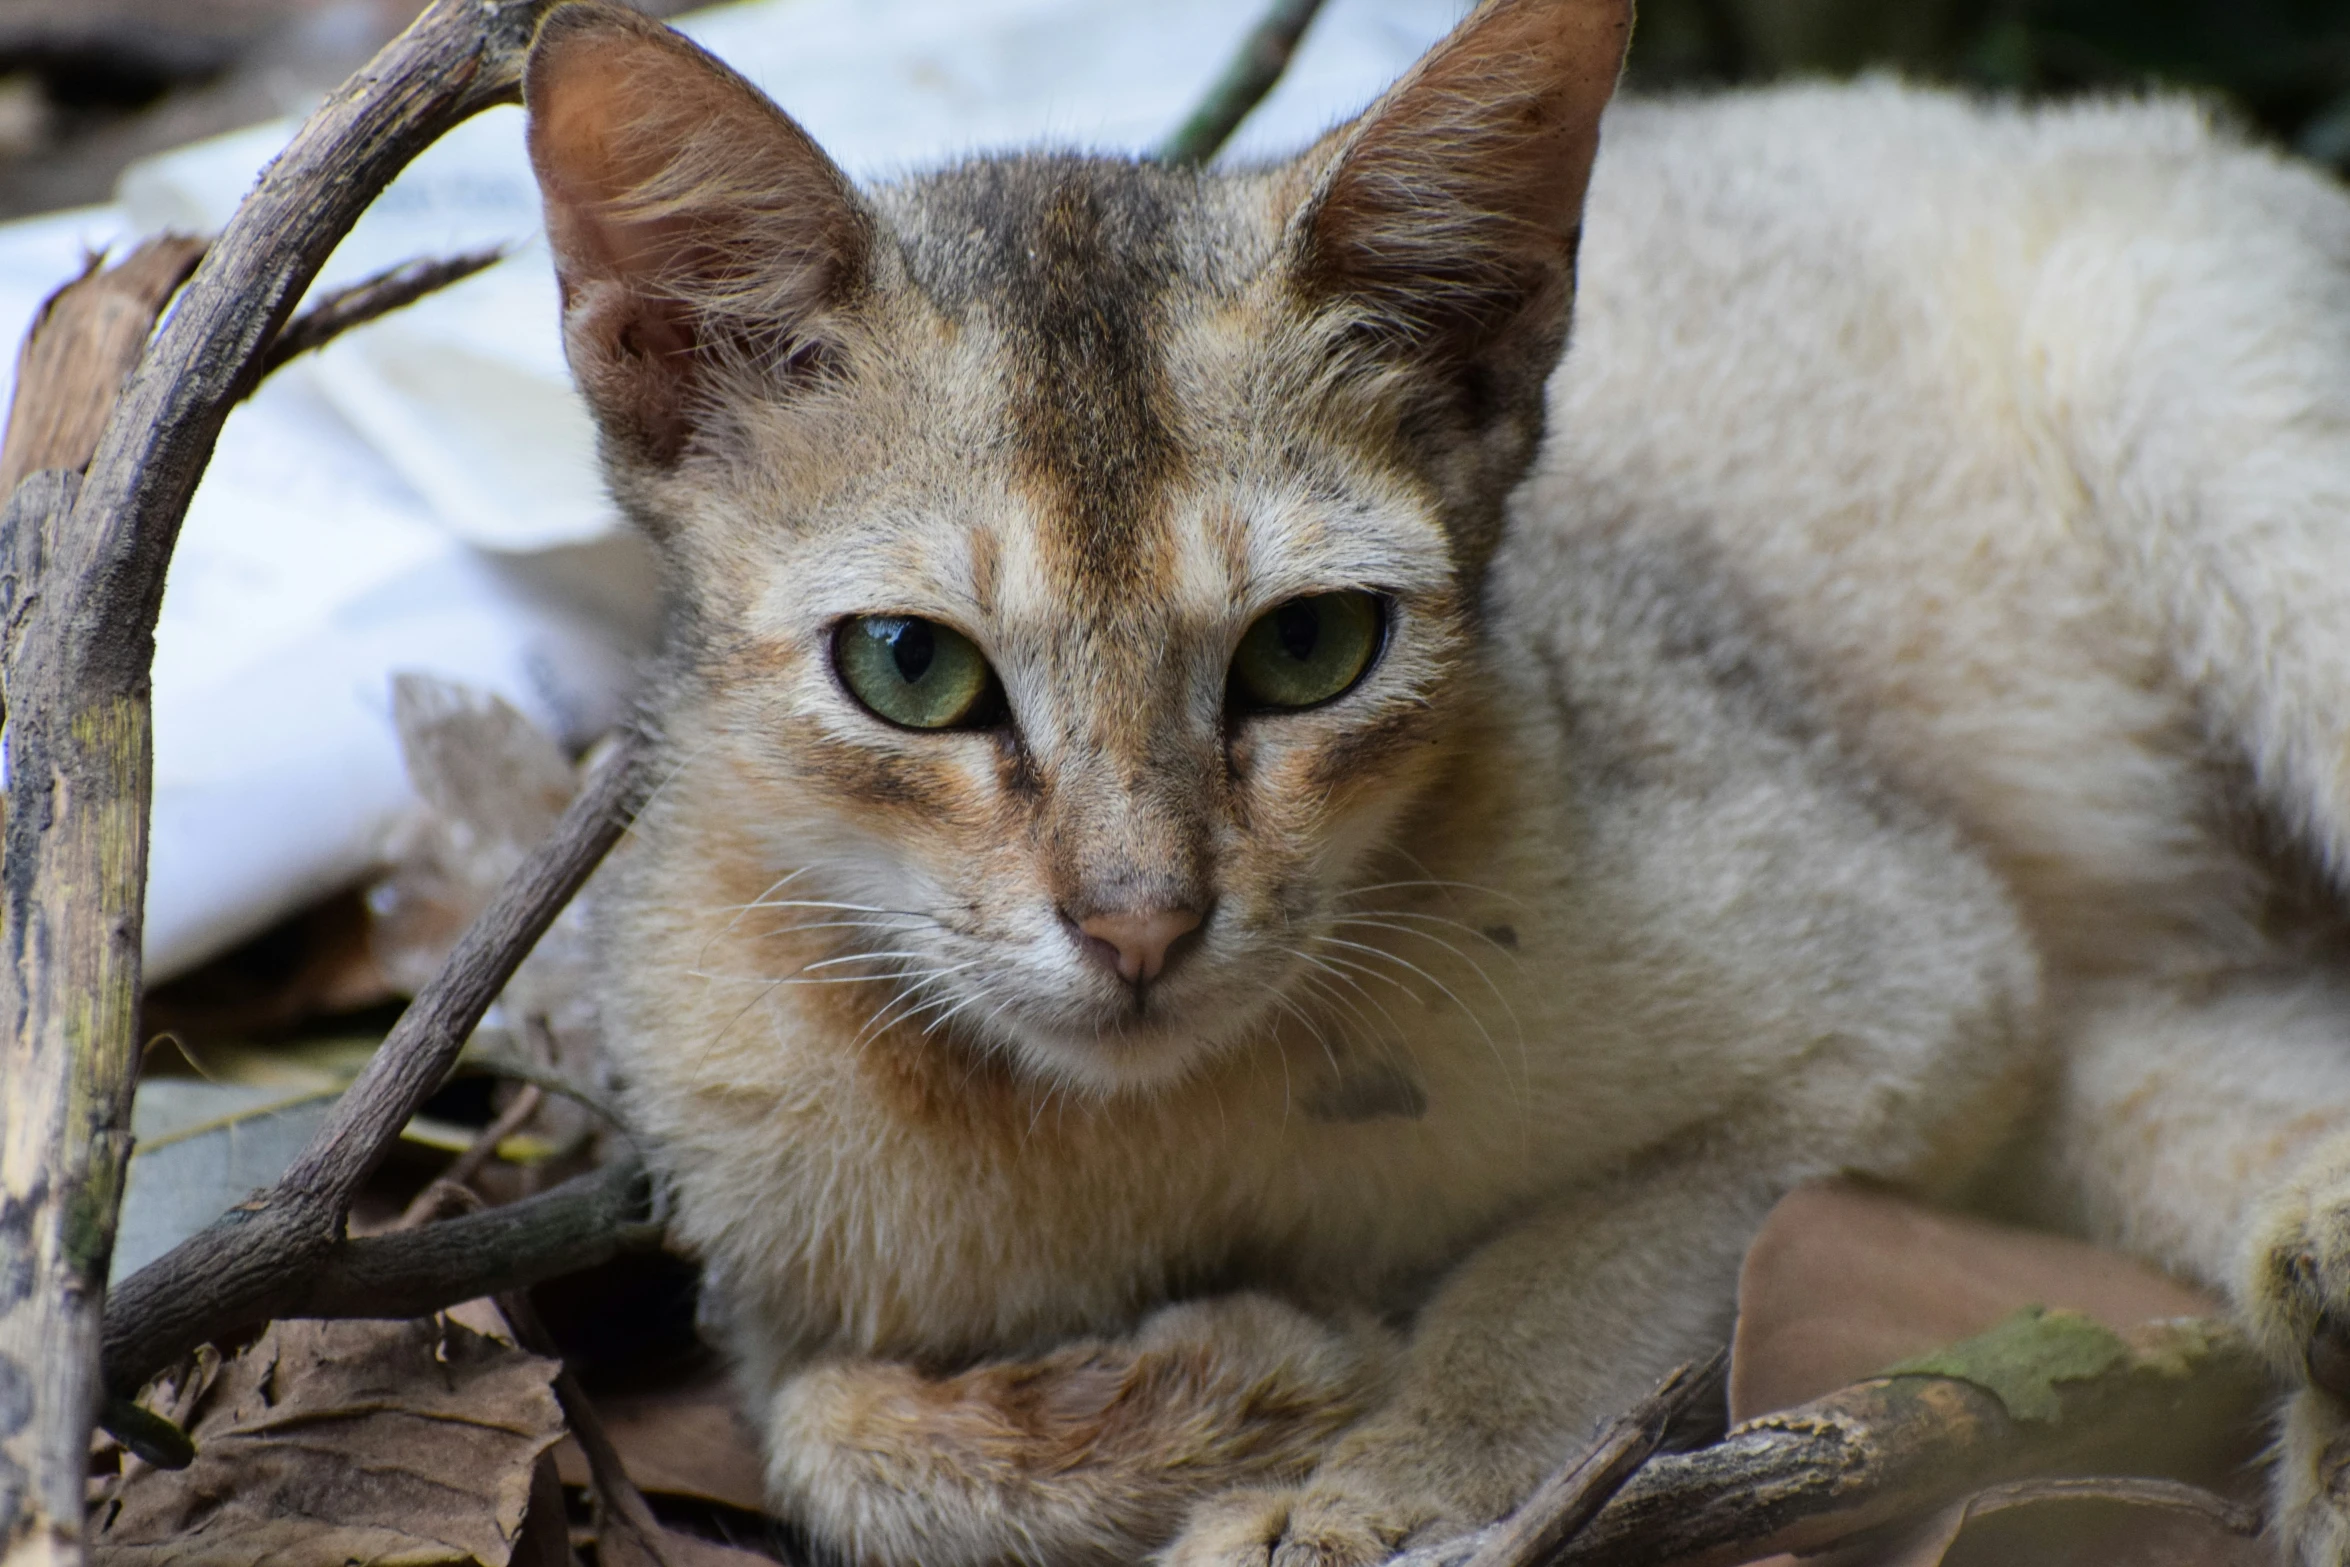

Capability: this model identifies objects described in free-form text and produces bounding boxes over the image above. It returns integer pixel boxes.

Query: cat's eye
[835,616,1003,730]
[1229,591,1384,712]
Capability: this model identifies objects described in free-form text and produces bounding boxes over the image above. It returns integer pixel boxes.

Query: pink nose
[1075,907,1203,985]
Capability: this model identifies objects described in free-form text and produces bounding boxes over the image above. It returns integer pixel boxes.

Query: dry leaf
[1820,1478,2266,1567]
[369,675,608,1165]
[1730,1179,2221,1421]
[1728,1182,2271,1567]
[549,1367,767,1514]
[112,1079,336,1283]
[94,1316,566,1567]
[370,674,580,998]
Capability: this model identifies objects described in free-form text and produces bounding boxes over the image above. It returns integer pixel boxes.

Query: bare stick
[293,1156,657,1324]
[0,242,199,1567]
[1546,1316,2273,1567]
[102,737,648,1398]
[1157,0,1330,166]
[500,1290,684,1567]
[398,1082,547,1230]
[1955,1475,2260,1535]
[0,6,571,1547]
[256,247,508,384]
[1460,1351,1725,1567]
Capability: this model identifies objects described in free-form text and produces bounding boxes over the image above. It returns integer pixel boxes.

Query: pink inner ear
[1303,0,1629,328]
[523,4,870,464]
[528,21,719,293]
[528,6,866,308]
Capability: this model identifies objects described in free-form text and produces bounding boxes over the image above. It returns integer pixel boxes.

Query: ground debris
[93,1315,564,1567]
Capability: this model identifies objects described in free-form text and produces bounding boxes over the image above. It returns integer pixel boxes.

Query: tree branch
[0,2,566,1557]
[255,247,508,384]
[102,737,649,1399]
[1460,1352,1726,1567]
[1546,1316,2272,1567]
[301,1156,658,1324]
[1157,0,1330,166]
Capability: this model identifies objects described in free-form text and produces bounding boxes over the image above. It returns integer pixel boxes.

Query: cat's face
[527,0,1623,1091]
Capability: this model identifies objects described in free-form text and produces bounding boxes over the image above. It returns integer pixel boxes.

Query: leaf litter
[94,1316,565,1567]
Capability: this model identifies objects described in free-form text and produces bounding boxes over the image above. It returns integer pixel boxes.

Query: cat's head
[526,0,1627,1094]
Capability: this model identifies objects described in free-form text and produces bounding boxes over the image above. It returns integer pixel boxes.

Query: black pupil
[890,621,935,682]
[1275,601,1320,662]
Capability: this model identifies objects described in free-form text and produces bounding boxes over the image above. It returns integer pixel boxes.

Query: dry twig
[256,246,508,383]
[500,1290,684,1567]
[1157,0,1330,166]
[399,1082,548,1229]
[102,738,650,1400]
[0,2,573,1556]
[1461,1352,1726,1567]
[1547,1316,2271,1566]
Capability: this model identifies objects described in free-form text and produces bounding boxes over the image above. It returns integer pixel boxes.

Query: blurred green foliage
[1624,0,2350,168]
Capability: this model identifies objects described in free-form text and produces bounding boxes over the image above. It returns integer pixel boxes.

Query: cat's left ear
[525,2,872,471]
[1289,0,1630,395]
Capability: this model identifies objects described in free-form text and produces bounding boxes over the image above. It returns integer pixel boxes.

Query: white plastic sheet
[0,0,1461,982]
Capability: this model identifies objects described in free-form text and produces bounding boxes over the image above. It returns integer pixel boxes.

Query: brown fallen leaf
[1855,1477,2266,1567]
[94,1315,566,1567]
[371,673,581,1001]
[513,1453,581,1567]
[549,1366,767,1515]
[1726,1181,2274,1567]
[1731,1178,2223,1422]
[371,675,610,1181]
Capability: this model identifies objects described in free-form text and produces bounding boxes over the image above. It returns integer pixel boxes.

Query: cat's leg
[1159,1152,1780,1567]
[757,1293,1398,1567]
[2045,975,2350,1566]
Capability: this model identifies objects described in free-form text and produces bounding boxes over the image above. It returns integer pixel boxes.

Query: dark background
[1628,0,2350,162]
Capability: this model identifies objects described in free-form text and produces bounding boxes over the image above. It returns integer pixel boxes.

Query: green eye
[1229,591,1383,712]
[835,616,1002,730]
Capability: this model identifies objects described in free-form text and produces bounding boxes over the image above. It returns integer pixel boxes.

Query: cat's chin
[991,1008,1249,1098]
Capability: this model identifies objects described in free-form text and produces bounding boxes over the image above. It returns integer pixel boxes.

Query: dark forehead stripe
[898,155,1187,597]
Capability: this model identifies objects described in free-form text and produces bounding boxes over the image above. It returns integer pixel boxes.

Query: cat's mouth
[972,931,1281,1094]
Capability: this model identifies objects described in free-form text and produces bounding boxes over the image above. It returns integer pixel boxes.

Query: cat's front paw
[1157,1482,1444,1567]
[2248,1132,2350,1564]
[2247,1132,2350,1383]
[2272,1388,2350,1567]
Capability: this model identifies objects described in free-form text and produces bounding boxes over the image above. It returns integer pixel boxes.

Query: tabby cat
[524,0,2350,1560]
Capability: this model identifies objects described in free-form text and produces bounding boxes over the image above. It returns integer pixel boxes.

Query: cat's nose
[1073,907,1203,985]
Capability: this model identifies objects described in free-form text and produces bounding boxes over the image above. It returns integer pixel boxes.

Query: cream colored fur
[525,3,2350,1560]
[1541,82,2350,1567]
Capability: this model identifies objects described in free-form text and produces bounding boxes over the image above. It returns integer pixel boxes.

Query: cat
[524,0,2350,1561]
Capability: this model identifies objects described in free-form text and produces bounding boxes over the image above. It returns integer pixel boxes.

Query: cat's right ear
[525,3,870,468]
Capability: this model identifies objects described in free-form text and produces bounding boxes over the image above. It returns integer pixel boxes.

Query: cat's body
[526,4,2350,1562]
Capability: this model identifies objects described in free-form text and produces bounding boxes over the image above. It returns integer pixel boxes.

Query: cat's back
[1527,81,2350,975]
